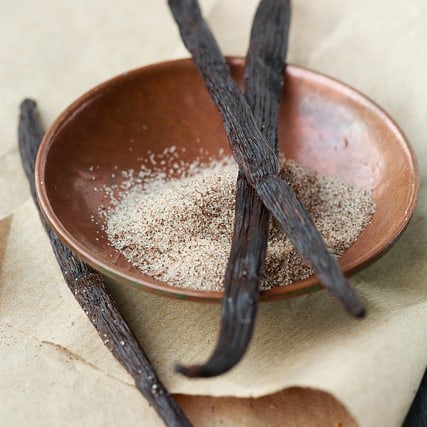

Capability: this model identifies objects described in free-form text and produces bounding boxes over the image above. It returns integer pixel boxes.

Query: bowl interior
[36,58,419,301]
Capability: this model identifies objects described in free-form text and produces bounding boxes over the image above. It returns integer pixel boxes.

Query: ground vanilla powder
[104,157,376,291]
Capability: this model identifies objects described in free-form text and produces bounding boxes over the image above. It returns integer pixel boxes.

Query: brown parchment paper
[1,1,426,426]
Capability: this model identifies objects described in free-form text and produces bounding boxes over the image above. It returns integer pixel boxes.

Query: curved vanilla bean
[169,0,364,337]
[176,0,291,377]
[18,99,192,427]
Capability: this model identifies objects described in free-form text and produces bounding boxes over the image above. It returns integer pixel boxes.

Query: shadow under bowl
[35,57,419,301]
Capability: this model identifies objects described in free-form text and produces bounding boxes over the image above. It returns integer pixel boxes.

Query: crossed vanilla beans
[168,0,365,377]
[173,0,290,377]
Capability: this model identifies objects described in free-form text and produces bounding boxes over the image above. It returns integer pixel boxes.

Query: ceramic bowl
[35,58,419,301]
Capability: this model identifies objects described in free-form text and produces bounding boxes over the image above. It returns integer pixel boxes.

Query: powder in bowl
[103,157,376,291]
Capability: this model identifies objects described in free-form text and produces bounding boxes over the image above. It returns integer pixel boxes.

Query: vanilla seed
[103,157,375,291]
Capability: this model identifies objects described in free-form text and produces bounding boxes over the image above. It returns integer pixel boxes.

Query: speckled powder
[104,158,376,291]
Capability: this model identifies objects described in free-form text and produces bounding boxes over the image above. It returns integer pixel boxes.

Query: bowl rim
[35,56,420,302]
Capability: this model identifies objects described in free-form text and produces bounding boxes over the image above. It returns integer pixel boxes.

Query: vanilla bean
[169,0,365,335]
[18,99,192,427]
[176,0,291,377]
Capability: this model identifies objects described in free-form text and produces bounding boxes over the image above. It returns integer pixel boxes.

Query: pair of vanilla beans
[169,0,365,378]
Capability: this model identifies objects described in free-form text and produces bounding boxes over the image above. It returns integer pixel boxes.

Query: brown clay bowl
[35,57,419,301]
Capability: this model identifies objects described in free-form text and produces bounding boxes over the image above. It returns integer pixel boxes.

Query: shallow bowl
[35,58,419,301]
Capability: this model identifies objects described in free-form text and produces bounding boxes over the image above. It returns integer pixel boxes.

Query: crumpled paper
[1,1,426,426]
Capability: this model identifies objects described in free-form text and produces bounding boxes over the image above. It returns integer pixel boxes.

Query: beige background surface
[1,1,426,426]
